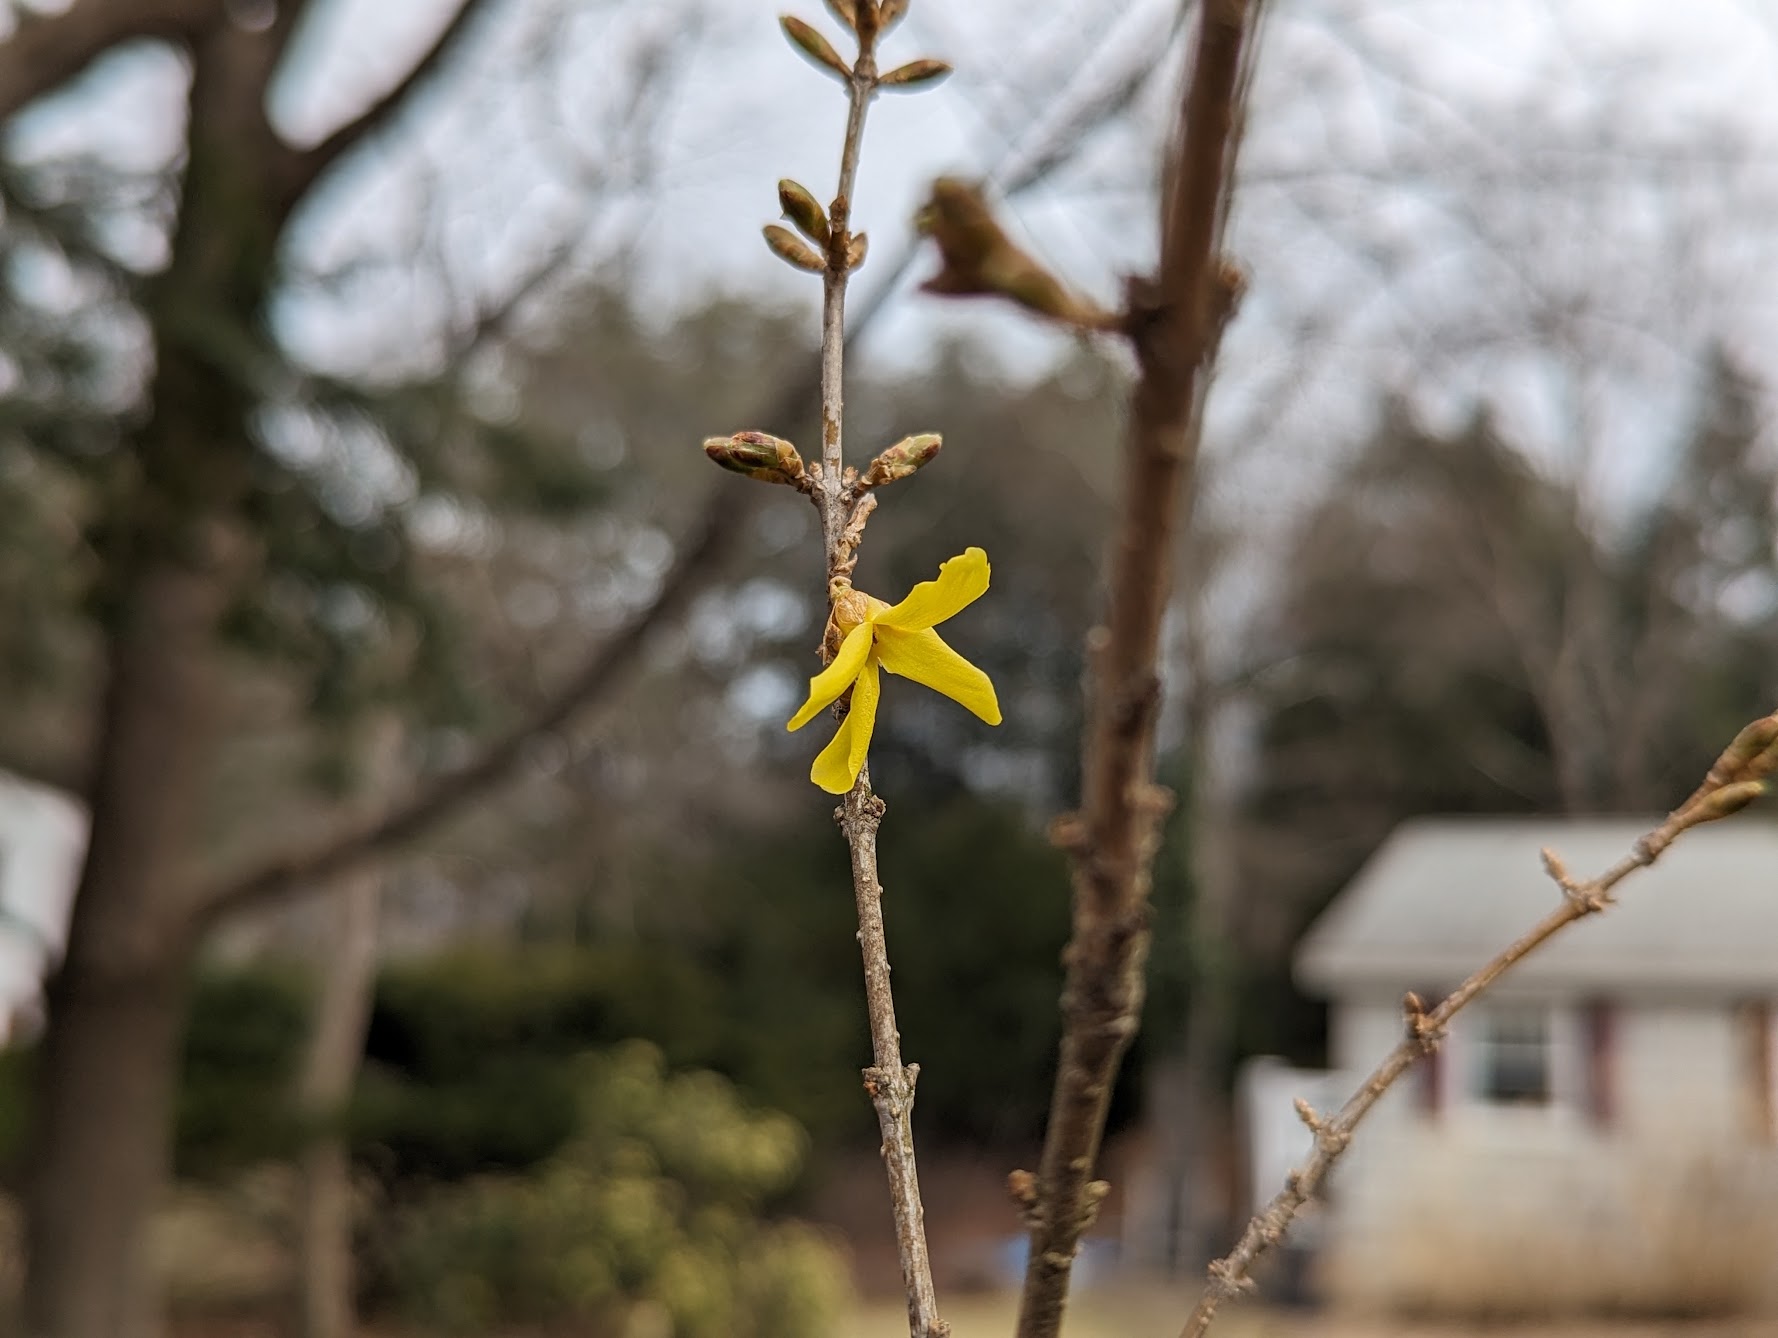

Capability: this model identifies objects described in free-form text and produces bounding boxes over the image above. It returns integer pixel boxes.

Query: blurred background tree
[2,1,1778,1334]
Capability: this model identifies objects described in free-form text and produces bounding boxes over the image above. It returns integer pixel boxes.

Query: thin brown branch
[269,0,497,220]
[809,12,947,1337]
[1013,4,1265,1337]
[193,478,750,928]
[0,0,222,123]
[192,0,1122,936]
[1178,709,1778,1338]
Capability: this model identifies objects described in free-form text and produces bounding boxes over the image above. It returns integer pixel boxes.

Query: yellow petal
[874,547,990,632]
[874,625,1001,725]
[810,657,881,793]
[787,621,874,732]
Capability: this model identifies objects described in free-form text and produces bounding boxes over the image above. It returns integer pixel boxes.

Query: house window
[1475,1005,1553,1105]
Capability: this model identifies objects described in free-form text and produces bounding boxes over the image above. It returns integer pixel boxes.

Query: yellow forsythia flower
[787,547,1002,793]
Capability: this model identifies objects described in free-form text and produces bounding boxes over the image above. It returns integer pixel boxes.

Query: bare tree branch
[0,0,222,124]
[193,0,1163,930]
[269,0,499,219]
[192,476,753,927]
[1011,3,1266,1335]
[1178,711,1778,1338]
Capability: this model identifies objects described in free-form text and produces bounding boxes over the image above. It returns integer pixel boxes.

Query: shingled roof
[1296,816,1778,995]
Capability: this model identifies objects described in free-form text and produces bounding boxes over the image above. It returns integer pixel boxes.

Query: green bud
[879,58,952,90]
[763,224,826,273]
[1712,713,1778,784]
[780,16,851,81]
[861,433,941,487]
[915,177,1118,331]
[703,431,808,487]
[1684,779,1769,828]
[778,178,830,246]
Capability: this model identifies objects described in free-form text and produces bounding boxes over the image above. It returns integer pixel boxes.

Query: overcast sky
[13,0,1778,532]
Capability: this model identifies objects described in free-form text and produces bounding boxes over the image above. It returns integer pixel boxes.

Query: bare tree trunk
[294,882,379,1338]
[27,958,191,1338]
[25,556,230,1338]
[294,721,400,1338]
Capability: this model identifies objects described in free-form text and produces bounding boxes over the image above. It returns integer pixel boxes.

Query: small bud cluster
[761,6,950,279]
[915,177,1119,332]
[702,431,807,489]
[705,1,952,510]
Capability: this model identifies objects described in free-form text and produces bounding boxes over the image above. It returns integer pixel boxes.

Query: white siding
[0,775,87,1040]
[1315,995,1778,1315]
[1615,1000,1745,1138]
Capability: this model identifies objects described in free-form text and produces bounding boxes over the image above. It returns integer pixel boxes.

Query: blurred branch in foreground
[1180,711,1778,1338]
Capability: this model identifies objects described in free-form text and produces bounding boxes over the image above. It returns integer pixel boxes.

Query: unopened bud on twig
[763,224,826,273]
[860,432,941,488]
[704,431,807,487]
[879,58,952,90]
[915,177,1118,331]
[1682,779,1769,828]
[1708,713,1778,787]
[845,231,869,272]
[822,0,858,30]
[778,178,829,246]
[878,0,907,28]
[780,15,851,81]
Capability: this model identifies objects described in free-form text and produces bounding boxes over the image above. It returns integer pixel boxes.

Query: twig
[1177,711,1778,1338]
[0,0,224,125]
[269,0,499,220]
[804,9,948,1336]
[1010,4,1265,1337]
[191,0,1151,933]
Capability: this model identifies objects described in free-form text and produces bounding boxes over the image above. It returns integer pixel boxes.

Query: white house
[0,771,87,1043]
[1283,815,1778,1316]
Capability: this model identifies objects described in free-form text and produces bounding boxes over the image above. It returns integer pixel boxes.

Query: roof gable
[1296,816,1778,995]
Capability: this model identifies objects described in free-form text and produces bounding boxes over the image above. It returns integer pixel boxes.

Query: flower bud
[703,431,807,487]
[845,230,869,272]
[915,177,1117,331]
[879,58,951,90]
[1683,779,1769,829]
[763,224,826,273]
[780,16,851,81]
[860,432,941,488]
[778,178,830,246]
[1710,713,1778,785]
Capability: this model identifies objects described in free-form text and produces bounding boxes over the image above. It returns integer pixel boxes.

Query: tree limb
[192,478,753,927]
[0,0,223,124]
[269,0,498,220]
[1177,711,1778,1338]
[1013,3,1265,1336]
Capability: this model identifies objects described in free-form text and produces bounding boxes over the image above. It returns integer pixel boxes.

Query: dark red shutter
[1747,1000,1775,1141]
[1583,999,1615,1129]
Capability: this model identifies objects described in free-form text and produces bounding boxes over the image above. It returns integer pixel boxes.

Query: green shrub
[380,1040,850,1336]
[177,968,312,1177]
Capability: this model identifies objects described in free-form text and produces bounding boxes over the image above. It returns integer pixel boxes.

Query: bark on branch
[192,482,752,927]
[0,0,223,124]
[1177,710,1778,1338]
[269,0,497,219]
[806,14,947,1336]
[1014,4,1264,1336]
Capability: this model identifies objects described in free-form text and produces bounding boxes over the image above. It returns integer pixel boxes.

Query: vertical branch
[1014,4,1265,1337]
[809,9,948,1337]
